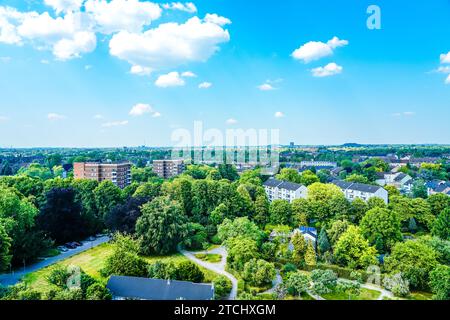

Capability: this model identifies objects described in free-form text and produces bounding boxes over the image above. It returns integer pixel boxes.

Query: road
[178,246,238,300]
[0,236,110,287]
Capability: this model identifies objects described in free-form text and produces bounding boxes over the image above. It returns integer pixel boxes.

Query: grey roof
[106,276,214,300]
[394,173,410,182]
[332,180,383,193]
[263,178,304,191]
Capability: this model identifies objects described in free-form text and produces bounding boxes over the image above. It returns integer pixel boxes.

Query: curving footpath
[178,246,238,300]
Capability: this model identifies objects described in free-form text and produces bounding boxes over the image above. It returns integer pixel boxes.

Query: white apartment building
[263,178,308,203]
[332,180,389,204]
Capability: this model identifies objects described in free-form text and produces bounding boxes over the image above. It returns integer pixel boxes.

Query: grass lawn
[322,288,381,300]
[22,243,220,295]
[284,292,315,300]
[194,253,222,263]
[407,291,433,300]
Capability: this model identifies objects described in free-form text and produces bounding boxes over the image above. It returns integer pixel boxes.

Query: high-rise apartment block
[153,159,185,179]
[73,161,132,188]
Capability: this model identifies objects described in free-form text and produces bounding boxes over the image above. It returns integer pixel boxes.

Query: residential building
[299,161,337,168]
[293,226,318,245]
[106,276,214,300]
[332,180,389,204]
[73,161,131,189]
[263,178,308,203]
[425,180,450,196]
[153,159,185,179]
[384,172,413,191]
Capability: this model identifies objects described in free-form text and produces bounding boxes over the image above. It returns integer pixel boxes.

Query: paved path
[178,246,238,300]
[261,270,282,295]
[0,236,110,287]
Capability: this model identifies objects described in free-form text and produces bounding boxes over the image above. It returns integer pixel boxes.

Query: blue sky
[0,0,449,147]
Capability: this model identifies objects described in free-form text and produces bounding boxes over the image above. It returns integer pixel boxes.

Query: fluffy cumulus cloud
[198,82,212,89]
[311,62,343,77]
[181,71,196,77]
[129,103,161,117]
[292,36,348,63]
[47,113,66,120]
[155,71,185,87]
[0,2,231,67]
[109,15,230,70]
[44,0,83,14]
[162,2,197,13]
[274,111,285,118]
[258,83,275,91]
[130,65,152,76]
[226,118,237,124]
[440,51,450,64]
[85,0,162,34]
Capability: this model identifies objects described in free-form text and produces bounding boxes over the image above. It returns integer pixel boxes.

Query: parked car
[65,243,77,249]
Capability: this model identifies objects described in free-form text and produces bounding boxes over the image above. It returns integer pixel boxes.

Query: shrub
[175,261,204,283]
[383,273,410,297]
[213,276,232,300]
[86,283,112,300]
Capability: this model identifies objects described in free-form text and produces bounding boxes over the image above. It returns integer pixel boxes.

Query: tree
[384,240,438,290]
[213,276,232,300]
[350,198,368,223]
[291,232,307,266]
[304,241,316,266]
[276,168,301,184]
[334,226,378,269]
[133,182,161,200]
[336,279,361,299]
[317,227,331,255]
[345,174,369,184]
[227,237,259,271]
[85,283,112,300]
[327,219,350,245]
[0,224,11,271]
[408,217,418,234]
[269,200,292,225]
[102,234,148,278]
[382,273,410,297]
[306,183,350,223]
[300,170,319,186]
[217,217,264,246]
[136,196,187,255]
[37,188,84,244]
[429,265,450,300]
[412,179,428,199]
[209,203,227,226]
[243,259,276,287]
[207,169,222,181]
[175,261,204,283]
[384,185,400,198]
[310,269,338,295]
[360,207,402,252]
[105,197,147,234]
[71,179,101,235]
[284,272,310,297]
[254,194,269,226]
[218,164,239,181]
[432,209,450,240]
[291,198,309,227]
[94,180,123,218]
[182,223,208,250]
[427,193,450,217]
[147,260,178,279]
[367,197,386,210]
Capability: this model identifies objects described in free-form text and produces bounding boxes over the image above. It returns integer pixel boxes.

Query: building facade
[332,180,389,204]
[73,161,132,188]
[263,178,308,203]
[153,159,185,179]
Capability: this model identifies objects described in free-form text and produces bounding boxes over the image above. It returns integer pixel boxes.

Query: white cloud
[446,74,450,85]
[101,120,128,127]
[198,82,212,89]
[130,65,152,76]
[93,114,103,119]
[0,6,31,45]
[440,51,450,64]
[44,0,83,15]
[258,83,275,91]
[162,2,197,13]
[129,103,161,117]
[204,13,231,26]
[53,31,96,60]
[392,111,416,117]
[274,111,285,118]
[311,62,343,77]
[292,36,348,63]
[47,113,66,120]
[85,0,162,34]
[226,118,237,124]
[109,16,230,70]
[436,66,450,74]
[181,71,196,77]
[129,103,152,116]
[155,71,185,87]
